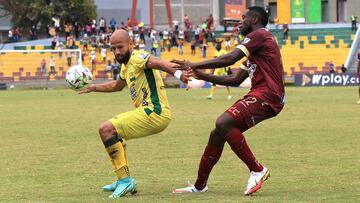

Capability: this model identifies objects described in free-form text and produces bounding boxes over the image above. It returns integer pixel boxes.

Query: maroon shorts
[225,95,276,132]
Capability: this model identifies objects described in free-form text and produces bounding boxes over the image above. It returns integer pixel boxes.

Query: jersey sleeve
[132,50,151,70]
[235,30,265,57]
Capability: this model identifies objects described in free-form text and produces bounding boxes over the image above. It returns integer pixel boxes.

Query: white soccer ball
[65,65,93,90]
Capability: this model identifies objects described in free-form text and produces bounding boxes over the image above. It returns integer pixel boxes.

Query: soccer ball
[65,65,93,90]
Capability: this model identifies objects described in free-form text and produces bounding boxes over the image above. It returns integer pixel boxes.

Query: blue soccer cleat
[102,180,119,192]
[108,176,137,198]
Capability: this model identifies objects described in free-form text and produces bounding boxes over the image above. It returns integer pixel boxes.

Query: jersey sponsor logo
[246,60,257,78]
[141,88,149,106]
[138,52,149,59]
[130,83,137,100]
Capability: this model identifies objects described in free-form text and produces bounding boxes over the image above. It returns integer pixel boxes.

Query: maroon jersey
[236,28,285,113]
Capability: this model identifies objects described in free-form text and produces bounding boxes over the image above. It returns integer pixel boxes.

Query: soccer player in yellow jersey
[206,41,232,100]
[80,29,190,198]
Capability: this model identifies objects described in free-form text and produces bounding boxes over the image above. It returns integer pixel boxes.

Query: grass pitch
[0,87,359,202]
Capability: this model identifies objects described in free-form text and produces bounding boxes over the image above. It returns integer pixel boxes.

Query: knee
[215,116,230,135]
[215,113,238,135]
[99,122,116,141]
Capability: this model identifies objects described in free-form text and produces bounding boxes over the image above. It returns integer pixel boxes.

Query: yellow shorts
[110,107,171,140]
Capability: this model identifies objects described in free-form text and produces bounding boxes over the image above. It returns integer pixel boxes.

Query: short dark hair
[247,6,269,27]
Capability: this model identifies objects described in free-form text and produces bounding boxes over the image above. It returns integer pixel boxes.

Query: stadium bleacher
[0,28,355,82]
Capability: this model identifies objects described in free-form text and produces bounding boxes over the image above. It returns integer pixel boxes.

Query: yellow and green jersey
[120,49,171,118]
[214,49,228,75]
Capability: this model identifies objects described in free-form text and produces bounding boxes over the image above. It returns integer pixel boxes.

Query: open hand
[170,59,193,70]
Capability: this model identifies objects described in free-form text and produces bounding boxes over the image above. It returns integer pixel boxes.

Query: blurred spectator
[40,58,46,76]
[139,24,145,44]
[178,37,184,55]
[232,25,238,39]
[341,64,346,73]
[190,39,196,55]
[90,50,96,73]
[91,18,97,35]
[8,29,13,43]
[66,51,72,66]
[206,14,214,29]
[51,36,58,49]
[66,35,74,48]
[351,14,357,32]
[49,56,56,76]
[194,26,200,43]
[74,21,81,40]
[162,29,169,51]
[99,17,106,33]
[265,5,271,21]
[101,46,107,64]
[184,14,193,42]
[150,28,156,40]
[223,19,228,32]
[30,25,37,40]
[57,42,64,58]
[82,34,89,52]
[64,23,72,39]
[139,40,145,50]
[178,28,184,41]
[85,24,91,37]
[151,39,158,56]
[201,39,208,58]
[283,22,289,41]
[110,17,117,31]
[225,35,231,51]
[111,59,121,80]
[126,17,131,28]
[52,17,60,36]
[13,27,20,42]
[328,61,335,74]
[173,20,179,32]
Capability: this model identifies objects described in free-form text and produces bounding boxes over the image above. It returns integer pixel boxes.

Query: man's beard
[115,51,131,64]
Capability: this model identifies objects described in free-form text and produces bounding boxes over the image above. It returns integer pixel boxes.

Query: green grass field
[1,87,359,202]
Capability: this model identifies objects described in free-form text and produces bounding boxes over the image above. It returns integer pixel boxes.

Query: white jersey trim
[236,45,250,57]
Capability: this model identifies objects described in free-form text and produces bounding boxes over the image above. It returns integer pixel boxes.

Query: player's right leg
[172,129,225,193]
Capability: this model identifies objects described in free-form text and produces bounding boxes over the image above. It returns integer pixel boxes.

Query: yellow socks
[104,135,129,180]
[210,85,216,96]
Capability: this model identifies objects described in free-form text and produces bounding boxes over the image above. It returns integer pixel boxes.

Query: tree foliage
[0,0,97,35]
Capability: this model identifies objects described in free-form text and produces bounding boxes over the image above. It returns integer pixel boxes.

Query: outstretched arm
[173,48,246,70]
[193,66,249,87]
[79,79,127,94]
[147,56,191,83]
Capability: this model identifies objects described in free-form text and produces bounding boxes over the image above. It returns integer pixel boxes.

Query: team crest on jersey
[243,37,251,44]
[138,52,149,59]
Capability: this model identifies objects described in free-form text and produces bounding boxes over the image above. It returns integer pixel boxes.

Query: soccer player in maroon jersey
[172,6,285,195]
